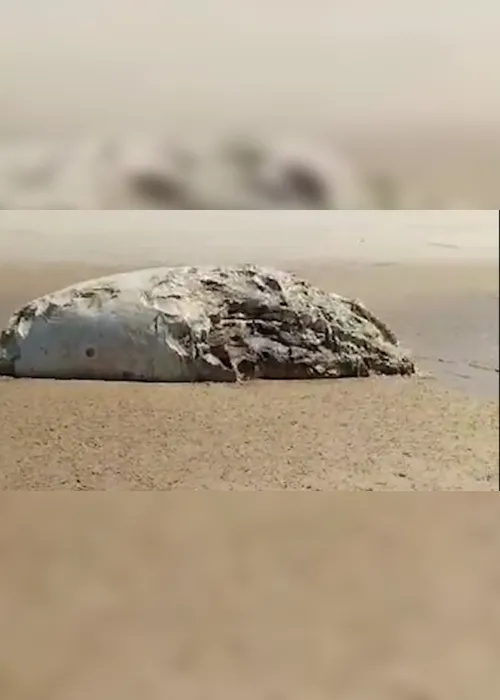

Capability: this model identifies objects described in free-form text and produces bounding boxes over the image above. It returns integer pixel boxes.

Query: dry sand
[0,215,497,490]
[0,494,500,699]
[1,374,497,490]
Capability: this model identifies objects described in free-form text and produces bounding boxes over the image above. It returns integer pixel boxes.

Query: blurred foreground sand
[0,494,499,698]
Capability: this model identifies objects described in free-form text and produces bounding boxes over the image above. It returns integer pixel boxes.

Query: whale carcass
[0,265,415,382]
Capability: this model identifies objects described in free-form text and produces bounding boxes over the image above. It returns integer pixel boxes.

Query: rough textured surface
[0,258,497,491]
[0,264,414,382]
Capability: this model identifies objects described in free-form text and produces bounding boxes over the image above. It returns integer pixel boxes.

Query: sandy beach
[0,212,497,490]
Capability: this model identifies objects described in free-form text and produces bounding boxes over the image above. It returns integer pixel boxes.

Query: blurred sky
[0,0,498,137]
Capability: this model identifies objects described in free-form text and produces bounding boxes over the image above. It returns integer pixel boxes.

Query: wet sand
[0,218,497,490]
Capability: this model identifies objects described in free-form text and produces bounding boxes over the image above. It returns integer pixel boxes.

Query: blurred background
[1,495,499,699]
[0,0,499,208]
[0,5,499,696]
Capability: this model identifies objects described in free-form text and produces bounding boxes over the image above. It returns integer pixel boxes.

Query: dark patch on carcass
[200,278,229,294]
[71,284,120,309]
[345,298,399,345]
